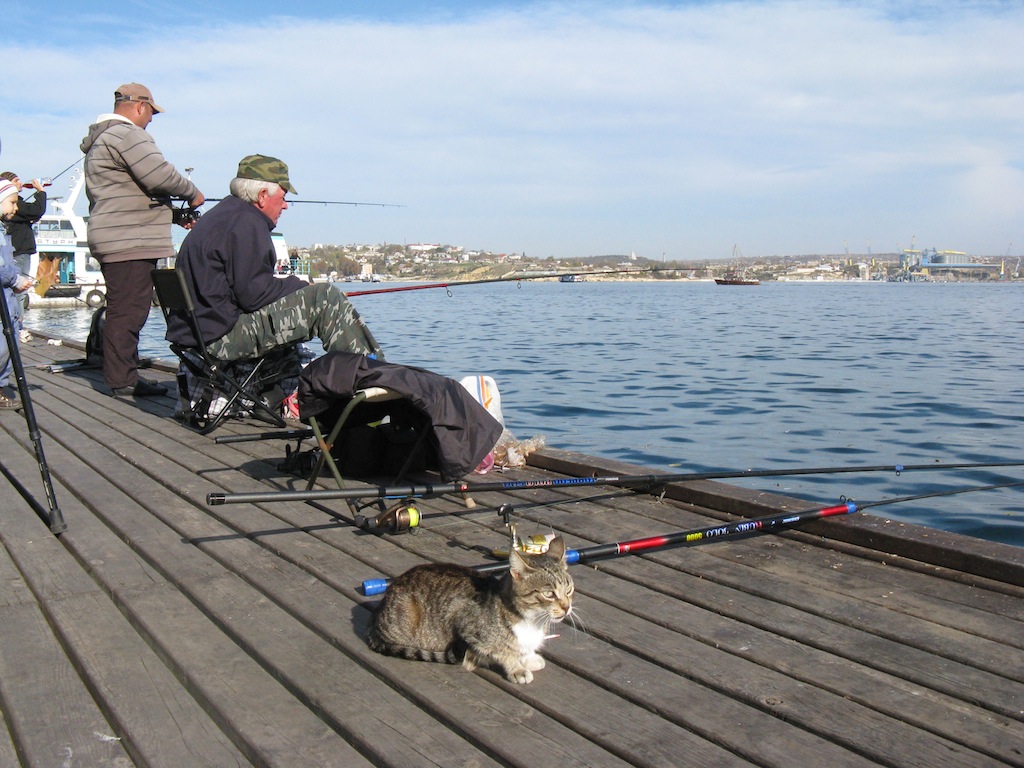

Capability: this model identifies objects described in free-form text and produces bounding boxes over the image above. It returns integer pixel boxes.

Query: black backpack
[85,307,105,362]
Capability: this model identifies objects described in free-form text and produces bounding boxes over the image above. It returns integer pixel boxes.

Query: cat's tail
[366,628,460,664]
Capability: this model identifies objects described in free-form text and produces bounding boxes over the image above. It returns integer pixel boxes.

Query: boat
[559,274,586,282]
[715,244,760,285]
[26,168,108,308]
[272,232,311,282]
[714,275,760,285]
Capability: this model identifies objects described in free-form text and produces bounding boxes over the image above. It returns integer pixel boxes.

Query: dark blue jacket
[4,190,46,255]
[166,195,305,346]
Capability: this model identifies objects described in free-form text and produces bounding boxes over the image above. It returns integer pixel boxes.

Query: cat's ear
[546,536,566,562]
[508,547,529,579]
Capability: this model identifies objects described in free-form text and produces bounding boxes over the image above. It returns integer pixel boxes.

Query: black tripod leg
[0,293,67,534]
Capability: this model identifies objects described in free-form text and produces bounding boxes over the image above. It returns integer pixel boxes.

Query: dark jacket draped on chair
[298,352,503,482]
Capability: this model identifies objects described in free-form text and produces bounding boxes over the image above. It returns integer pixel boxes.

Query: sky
[3,0,1023,260]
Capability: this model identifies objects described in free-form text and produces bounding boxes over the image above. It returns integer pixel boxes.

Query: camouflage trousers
[205,283,384,361]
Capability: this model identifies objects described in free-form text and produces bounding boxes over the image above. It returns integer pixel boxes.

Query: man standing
[166,154,381,361]
[80,83,204,396]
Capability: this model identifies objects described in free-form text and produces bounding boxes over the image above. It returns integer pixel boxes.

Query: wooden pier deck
[2,333,1024,767]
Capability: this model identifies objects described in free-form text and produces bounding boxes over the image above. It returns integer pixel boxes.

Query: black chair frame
[152,268,292,435]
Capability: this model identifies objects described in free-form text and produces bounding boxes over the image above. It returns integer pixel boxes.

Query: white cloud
[5,1,1023,257]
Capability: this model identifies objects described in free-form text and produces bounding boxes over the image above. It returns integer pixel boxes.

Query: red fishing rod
[206,459,1024,506]
[342,267,657,297]
[360,479,1024,595]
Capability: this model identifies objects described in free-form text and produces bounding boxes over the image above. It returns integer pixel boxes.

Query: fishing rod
[50,157,84,184]
[174,195,404,226]
[342,267,657,297]
[206,460,1024,506]
[360,479,1024,595]
[204,197,403,208]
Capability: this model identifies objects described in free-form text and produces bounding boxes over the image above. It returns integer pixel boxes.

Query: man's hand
[13,275,34,293]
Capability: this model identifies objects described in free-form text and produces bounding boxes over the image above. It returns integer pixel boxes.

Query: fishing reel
[172,206,201,227]
[491,503,556,558]
[353,499,421,535]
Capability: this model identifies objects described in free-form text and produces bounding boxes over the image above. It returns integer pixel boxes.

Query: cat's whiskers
[563,606,589,638]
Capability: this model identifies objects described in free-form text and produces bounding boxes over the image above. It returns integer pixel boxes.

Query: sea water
[25,280,1024,546]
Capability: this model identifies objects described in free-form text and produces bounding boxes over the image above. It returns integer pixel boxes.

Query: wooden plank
[0,477,133,767]
[0,704,20,768]
[12,335,1024,767]
[513,475,1024,659]
[2,413,376,767]
[27,397,707,768]
[14,372,638,765]
[22,362,782,768]
[0,487,48,768]
[529,449,1024,586]
[561,471,1024,624]
[506,488,1024,720]
[361,492,1024,767]
[1,442,255,767]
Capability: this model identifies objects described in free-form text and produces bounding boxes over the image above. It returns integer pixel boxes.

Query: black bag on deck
[85,307,105,362]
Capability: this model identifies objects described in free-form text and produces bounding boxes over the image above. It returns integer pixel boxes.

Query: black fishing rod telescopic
[206,460,1024,506]
[0,294,66,534]
[50,157,84,183]
[203,197,403,207]
[360,479,1024,595]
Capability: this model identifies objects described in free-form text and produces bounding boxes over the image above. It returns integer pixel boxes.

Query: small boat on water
[558,274,586,282]
[715,244,759,285]
[714,275,760,286]
[271,232,310,282]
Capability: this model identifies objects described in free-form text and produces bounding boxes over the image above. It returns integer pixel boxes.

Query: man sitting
[165,154,382,361]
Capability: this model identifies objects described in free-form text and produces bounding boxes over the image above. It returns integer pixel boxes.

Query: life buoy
[85,289,106,308]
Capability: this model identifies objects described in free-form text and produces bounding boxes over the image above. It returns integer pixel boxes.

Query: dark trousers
[100,259,157,389]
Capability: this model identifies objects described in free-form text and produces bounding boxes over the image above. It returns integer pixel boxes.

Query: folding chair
[152,268,296,435]
[304,386,431,486]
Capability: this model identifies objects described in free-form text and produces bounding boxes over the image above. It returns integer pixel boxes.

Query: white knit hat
[0,179,18,202]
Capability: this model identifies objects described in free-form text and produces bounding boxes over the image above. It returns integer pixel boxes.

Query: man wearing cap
[80,82,205,397]
[165,154,381,364]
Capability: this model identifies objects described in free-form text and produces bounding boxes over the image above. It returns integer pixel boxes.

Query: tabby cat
[366,537,574,684]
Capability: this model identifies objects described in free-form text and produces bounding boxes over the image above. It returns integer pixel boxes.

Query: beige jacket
[80,114,199,262]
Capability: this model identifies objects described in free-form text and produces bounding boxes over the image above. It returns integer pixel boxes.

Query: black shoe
[112,378,168,397]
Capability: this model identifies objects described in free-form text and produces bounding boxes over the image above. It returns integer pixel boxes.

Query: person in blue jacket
[0,178,35,410]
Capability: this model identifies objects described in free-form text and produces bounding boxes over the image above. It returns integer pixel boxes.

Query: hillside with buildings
[291,242,1020,283]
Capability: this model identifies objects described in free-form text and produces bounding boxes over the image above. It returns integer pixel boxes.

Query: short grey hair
[230,177,283,203]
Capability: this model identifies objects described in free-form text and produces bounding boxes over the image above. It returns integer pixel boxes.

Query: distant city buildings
[290,242,1018,283]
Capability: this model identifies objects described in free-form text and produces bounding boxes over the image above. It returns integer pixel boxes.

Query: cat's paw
[524,653,545,672]
[506,668,534,684]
